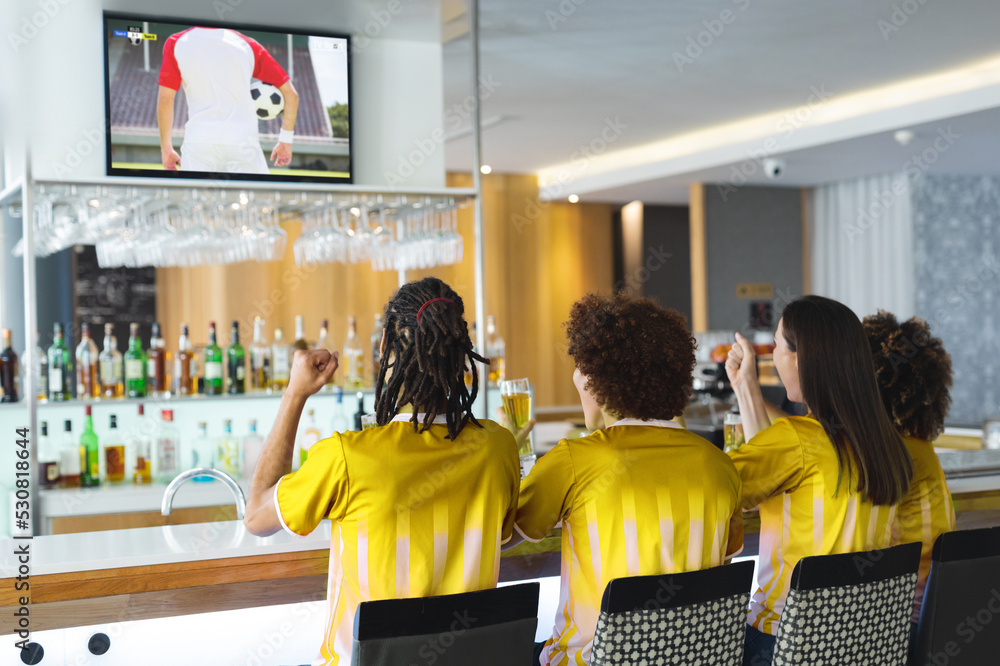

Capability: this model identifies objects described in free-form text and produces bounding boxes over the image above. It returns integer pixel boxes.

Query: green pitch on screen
[112,162,349,178]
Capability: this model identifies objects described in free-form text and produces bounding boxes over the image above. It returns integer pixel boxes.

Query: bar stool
[590,560,755,666]
[911,526,1000,665]
[351,583,538,666]
[771,542,921,666]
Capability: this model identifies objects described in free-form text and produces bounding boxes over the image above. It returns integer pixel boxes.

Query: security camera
[763,158,786,179]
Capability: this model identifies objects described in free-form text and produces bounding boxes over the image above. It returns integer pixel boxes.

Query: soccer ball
[128,34,142,46]
[250,80,284,120]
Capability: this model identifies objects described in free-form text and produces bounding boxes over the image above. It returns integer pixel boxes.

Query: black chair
[590,560,755,666]
[911,526,1000,665]
[771,541,921,666]
[351,582,538,666]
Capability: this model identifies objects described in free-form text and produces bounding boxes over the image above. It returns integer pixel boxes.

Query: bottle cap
[162,409,174,422]
[130,322,139,335]
[138,404,145,416]
[40,421,48,436]
[105,323,114,335]
[81,323,90,337]
[152,322,161,338]
[85,405,92,417]
[110,414,118,428]
[64,419,72,431]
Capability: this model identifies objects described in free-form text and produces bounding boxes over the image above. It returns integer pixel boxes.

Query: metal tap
[161,468,246,520]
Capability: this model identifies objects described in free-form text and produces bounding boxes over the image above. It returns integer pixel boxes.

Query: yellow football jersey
[515,421,743,666]
[729,416,898,635]
[275,415,519,665]
[893,436,955,623]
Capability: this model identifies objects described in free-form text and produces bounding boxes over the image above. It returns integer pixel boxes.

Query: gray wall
[912,174,1000,426]
[640,205,692,324]
[704,185,803,332]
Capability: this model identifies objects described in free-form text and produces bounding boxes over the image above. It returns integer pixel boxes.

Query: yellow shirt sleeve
[275,433,350,536]
[727,418,804,511]
[514,440,576,542]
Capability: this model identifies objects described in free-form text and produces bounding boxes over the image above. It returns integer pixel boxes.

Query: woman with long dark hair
[244,277,519,666]
[726,295,913,666]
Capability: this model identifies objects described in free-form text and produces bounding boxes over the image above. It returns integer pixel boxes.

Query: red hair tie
[416,297,457,323]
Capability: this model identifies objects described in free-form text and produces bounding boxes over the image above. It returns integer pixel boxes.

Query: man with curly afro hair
[863,310,956,627]
[508,292,743,666]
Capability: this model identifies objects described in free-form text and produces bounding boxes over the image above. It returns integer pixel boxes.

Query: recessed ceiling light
[894,129,916,146]
[568,194,580,203]
[480,165,492,174]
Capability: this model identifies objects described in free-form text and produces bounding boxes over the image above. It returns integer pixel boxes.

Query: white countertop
[39,478,252,519]
[0,520,331,577]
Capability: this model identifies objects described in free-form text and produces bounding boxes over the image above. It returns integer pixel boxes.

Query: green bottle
[204,321,224,395]
[124,322,147,398]
[47,323,72,401]
[227,321,246,394]
[80,404,100,487]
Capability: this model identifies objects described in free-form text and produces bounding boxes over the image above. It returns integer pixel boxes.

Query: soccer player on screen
[156,27,299,173]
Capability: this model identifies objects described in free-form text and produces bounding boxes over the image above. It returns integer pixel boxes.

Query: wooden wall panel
[156,174,614,410]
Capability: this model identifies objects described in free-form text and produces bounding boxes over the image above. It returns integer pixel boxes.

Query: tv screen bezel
[103,11,353,185]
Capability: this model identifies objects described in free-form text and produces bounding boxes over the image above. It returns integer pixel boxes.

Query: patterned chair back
[772,542,921,666]
[591,561,755,666]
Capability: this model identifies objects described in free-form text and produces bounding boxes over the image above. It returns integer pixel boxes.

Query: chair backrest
[351,582,538,666]
[913,526,1000,665]
[590,560,755,666]
[772,541,921,666]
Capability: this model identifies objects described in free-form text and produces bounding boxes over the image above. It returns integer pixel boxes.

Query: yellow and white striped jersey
[729,416,898,636]
[515,421,742,666]
[275,415,519,665]
[893,436,955,623]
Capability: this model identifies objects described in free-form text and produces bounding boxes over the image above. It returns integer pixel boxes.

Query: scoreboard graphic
[112,25,157,45]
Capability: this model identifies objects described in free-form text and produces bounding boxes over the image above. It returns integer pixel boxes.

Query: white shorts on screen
[180,141,269,174]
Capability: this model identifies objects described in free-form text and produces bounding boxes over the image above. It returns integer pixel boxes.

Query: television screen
[104,13,351,183]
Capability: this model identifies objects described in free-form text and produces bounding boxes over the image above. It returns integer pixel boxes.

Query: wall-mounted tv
[104,12,352,184]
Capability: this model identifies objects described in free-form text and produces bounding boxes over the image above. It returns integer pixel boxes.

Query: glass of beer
[724,411,745,453]
[361,414,378,430]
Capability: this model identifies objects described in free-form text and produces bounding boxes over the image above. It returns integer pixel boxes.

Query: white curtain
[808,172,915,320]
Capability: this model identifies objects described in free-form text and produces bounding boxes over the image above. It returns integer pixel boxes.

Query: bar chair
[771,541,921,666]
[590,560,755,666]
[911,526,1000,665]
[351,582,538,666]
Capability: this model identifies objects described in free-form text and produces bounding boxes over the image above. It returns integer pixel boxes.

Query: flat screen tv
[104,12,352,184]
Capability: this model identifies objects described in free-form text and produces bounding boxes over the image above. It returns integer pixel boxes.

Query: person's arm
[495,406,536,453]
[157,86,181,170]
[244,348,338,536]
[726,332,770,439]
[764,399,792,422]
[270,80,299,167]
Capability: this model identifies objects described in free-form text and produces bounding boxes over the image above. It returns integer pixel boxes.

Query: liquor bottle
[292,315,309,351]
[146,322,167,396]
[130,404,153,485]
[80,405,100,488]
[371,314,384,388]
[190,421,214,482]
[316,319,335,390]
[174,324,195,396]
[156,409,180,484]
[300,409,321,466]
[203,322,224,395]
[485,315,506,387]
[243,419,264,479]
[22,333,48,401]
[99,324,124,398]
[216,419,241,478]
[38,421,59,489]
[250,316,270,392]
[124,323,147,398]
[47,323,72,401]
[354,391,366,431]
[75,323,100,399]
[0,328,20,402]
[343,317,364,390]
[104,414,125,483]
[270,328,290,391]
[59,419,81,489]
[227,321,246,394]
[331,386,350,433]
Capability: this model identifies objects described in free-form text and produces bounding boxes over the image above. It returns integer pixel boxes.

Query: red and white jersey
[159,27,289,145]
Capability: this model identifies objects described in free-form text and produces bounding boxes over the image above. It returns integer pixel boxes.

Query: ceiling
[442,0,1000,204]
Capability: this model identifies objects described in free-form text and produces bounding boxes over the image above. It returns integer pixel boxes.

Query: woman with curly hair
[508,292,743,666]
[244,278,520,665]
[725,295,914,666]
[863,310,955,625]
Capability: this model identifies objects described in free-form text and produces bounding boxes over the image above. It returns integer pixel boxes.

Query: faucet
[161,468,246,520]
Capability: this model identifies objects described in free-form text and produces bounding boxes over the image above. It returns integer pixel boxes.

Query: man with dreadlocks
[244,277,520,666]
